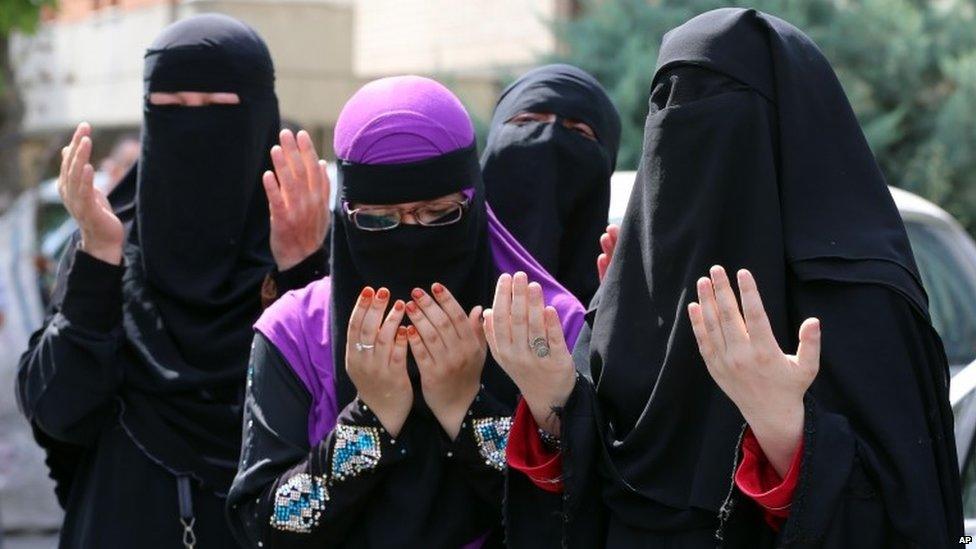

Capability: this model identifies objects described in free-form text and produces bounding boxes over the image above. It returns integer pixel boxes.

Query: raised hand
[597,224,619,282]
[483,272,575,436]
[263,129,331,271]
[405,283,486,439]
[346,286,412,436]
[688,266,820,476]
[58,123,124,265]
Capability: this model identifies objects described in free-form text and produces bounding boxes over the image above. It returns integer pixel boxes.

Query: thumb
[796,318,821,375]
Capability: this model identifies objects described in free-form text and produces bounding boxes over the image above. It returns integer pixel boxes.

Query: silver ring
[530,336,550,358]
[354,342,375,352]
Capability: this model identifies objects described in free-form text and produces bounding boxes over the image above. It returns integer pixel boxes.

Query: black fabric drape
[482,64,620,305]
[544,7,960,547]
[116,13,279,494]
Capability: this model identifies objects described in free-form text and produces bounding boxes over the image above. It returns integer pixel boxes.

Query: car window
[905,220,976,366]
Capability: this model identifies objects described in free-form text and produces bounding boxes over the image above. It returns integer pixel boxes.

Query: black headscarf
[330,145,518,409]
[586,7,960,541]
[482,64,621,305]
[116,14,279,494]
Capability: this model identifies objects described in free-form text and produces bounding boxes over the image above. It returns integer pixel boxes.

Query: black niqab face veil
[482,64,621,305]
[119,14,279,493]
[587,7,960,540]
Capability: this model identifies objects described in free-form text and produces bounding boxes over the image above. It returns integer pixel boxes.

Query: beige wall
[353,0,560,77]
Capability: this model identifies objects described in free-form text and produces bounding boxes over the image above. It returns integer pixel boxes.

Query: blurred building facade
[11,0,576,178]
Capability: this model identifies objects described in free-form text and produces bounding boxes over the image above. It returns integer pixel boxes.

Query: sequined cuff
[270,473,329,533]
[442,388,513,472]
[329,399,406,483]
[472,416,513,471]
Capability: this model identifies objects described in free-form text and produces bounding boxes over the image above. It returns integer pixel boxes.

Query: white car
[609,171,976,373]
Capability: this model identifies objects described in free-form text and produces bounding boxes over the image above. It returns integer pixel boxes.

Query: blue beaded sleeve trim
[472,417,512,471]
[270,473,328,533]
[331,425,382,481]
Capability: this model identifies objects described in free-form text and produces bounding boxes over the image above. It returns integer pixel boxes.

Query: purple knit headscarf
[255,74,585,445]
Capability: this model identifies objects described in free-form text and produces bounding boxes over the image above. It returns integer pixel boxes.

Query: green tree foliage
[550,0,976,233]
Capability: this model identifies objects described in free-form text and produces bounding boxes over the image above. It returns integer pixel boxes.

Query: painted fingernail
[405,301,417,313]
[394,300,404,312]
[397,326,408,337]
[432,283,444,295]
[377,288,389,300]
[411,288,424,300]
[361,287,374,299]
[406,326,417,336]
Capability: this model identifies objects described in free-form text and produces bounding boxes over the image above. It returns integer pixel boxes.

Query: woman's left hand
[688,266,821,477]
[406,283,487,440]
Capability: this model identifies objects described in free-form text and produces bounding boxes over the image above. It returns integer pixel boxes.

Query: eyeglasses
[343,198,470,231]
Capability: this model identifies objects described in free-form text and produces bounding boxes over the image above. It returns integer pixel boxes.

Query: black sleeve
[503,376,607,549]
[729,282,963,548]
[227,333,413,548]
[262,247,329,309]
[438,386,512,509]
[16,248,125,447]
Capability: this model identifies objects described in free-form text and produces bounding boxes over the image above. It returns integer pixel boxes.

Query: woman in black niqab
[17,14,282,547]
[482,64,621,305]
[504,8,962,548]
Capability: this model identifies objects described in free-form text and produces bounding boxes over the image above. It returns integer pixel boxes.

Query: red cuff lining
[734,428,803,531]
[506,399,564,493]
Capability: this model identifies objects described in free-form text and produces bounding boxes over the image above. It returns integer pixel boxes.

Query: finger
[600,232,613,256]
[375,300,406,354]
[391,327,409,370]
[431,283,470,337]
[482,309,498,357]
[469,305,486,347]
[510,271,529,346]
[492,274,513,345]
[346,287,374,343]
[61,124,87,178]
[68,136,92,198]
[709,265,749,349]
[527,282,546,345]
[405,296,446,354]
[696,277,727,353]
[543,306,568,358]
[607,224,619,246]
[597,254,610,282]
[412,287,459,341]
[687,302,716,365]
[796,318,821,375]
[406,325,436,371]
[737,269,778,348]
[359,287,390,345]
[269,145,295,203]
[280,129,308,189]
[296,130,321,193]
[262,171,285,217]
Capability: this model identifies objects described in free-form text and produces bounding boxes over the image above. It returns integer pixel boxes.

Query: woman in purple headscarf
[226,75,585,547]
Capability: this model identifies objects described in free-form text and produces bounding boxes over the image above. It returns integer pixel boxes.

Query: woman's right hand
[58,123,124,265]
[483,272,576,436]
[345,286,412,436]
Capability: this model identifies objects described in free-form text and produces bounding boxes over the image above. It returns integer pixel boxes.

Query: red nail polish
[394,300,404,311]
[406,326,417,336]
[361,287,374,299]
[432,283,444,295]
[377,288,389,300]
[405,301,417,313]
[397,326,408,338]
[411,288,424,300]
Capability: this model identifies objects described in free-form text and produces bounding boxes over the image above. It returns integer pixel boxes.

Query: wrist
[359,395,410,437]
[274,244,319,272]
[80,236,122,265]
[743,400,804,478]
[431,382,481,440]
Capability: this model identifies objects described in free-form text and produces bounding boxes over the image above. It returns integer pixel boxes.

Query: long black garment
[505,8,961,548]
[482,64,620,305]
[15,14,298,547]
[227,143,519,547]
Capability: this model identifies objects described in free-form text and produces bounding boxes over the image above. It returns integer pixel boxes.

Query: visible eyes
[505,111,598,142]
[148,92,241,106]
